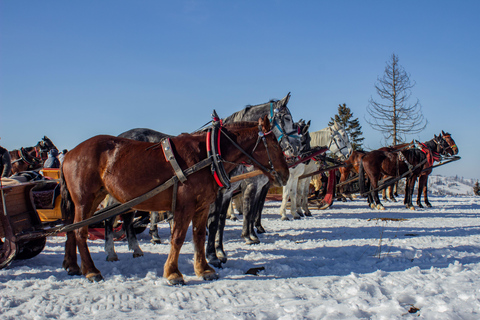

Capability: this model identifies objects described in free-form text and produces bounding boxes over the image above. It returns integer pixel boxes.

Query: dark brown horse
[416,131,458,208]
[9,136,57,174]
[359,134,453,210]
[338,150,367,200]
[60,116,289,284]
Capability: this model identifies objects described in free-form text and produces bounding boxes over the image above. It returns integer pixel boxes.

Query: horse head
[440,131,458,155]
[329,122,353,160]
[295,119,311,154]
[268,93,303,157]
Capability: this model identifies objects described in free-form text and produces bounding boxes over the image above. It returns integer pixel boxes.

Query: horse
[206,93,303,267]
[9,136,58,174]
[279,121,353,220]
[358,134,454,210]
[103,128,173,262]
[415,131,458,208]
[60,116,290,284]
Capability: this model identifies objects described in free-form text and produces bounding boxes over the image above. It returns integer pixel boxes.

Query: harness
[268,103,301,153]
[417,141,440,167]
[158,110,280,219]
[327,126,350,159]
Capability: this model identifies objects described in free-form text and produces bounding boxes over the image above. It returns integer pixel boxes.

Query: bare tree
[366,53,427,146]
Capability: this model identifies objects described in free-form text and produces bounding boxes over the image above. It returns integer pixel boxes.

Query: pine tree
[329,103,365,151]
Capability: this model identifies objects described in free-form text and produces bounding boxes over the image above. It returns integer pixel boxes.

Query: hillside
[428,175,477,196]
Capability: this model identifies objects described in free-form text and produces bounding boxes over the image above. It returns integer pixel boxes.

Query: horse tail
[60,168,75,223]
[358,159,366,196]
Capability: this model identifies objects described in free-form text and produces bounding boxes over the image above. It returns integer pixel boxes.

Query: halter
[327,126,351,159]
[269,103,301,155]
[208,110,280,189]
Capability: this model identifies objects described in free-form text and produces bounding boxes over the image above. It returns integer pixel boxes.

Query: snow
[1,195,480,319]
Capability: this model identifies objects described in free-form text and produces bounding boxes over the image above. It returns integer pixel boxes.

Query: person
[43,149,60,169]
[58,149,68,164]
[0,144,12,178]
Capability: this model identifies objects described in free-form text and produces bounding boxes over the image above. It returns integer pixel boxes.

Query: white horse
[279,121,353,220]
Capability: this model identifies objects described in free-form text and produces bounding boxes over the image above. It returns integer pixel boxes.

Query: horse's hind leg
[76,224,103,281]
[63,230,81,275]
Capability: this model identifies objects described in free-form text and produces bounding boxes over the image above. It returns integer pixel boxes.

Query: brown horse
[359,134,453,210]
[416,131,458,208]
[60,116,289,284]
[337,150,367,200]
[9,136,58,174]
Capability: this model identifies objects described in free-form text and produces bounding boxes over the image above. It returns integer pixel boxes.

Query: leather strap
[161,138,187,183]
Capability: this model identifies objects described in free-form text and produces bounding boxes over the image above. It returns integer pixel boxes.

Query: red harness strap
[206,127,225,187]
[418,142,440,167]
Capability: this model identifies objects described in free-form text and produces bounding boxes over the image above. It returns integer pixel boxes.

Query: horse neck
[219,126,265,173]
[422,139,438,153]
[224,103,270,123]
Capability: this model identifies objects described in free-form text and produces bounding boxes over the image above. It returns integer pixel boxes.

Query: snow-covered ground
[1,195,480,320]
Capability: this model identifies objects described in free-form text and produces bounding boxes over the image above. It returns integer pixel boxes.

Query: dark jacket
[43,149,60,169]
[0,146,12,177]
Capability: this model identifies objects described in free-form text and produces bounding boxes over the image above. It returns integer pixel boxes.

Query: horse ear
[442,130,446,136]
[280,92,291,106]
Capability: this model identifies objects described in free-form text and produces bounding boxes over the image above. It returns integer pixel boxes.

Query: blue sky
[1,1,479,180]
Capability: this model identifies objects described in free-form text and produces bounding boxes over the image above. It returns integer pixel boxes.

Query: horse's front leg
[123,211,144,258]
[192,207,218,281]
[104,216,119,262]
[370,180,385,210]
[241,183,259,244]
[254,181,269,234]
[405,176,417,210]
[423,176,432,207]
[164,216,189,285]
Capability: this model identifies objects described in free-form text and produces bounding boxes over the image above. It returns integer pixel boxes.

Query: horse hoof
[256,225,266,234]
[297,212,305,217]
[133,252,144,258]
[426,203,432,208]
[293,215,301,220]
[376,204,385,210]
[369,203,376,209]
[305,211,312,217]
[167,278,185,286]
[207,257,223,269]
[67,268,82,276]
[244,237,260,245]
[202,271,219,281]
[86,273,104,282]
[150,238,161,244]
[106,255,119,262]
[281,216,289,221]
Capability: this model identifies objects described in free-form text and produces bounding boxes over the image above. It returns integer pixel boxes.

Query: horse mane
[223,100,279,123]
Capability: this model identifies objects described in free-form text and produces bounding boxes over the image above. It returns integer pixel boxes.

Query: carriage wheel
[14,237,46,260]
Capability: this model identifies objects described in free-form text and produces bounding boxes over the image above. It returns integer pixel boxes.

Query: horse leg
[241,183,260,245]
[192,207,218,281]
[149,211,162,244]
[423,176,432,208]
[226,201,237,221]
[369,180,385,210]
[206,193,228,268]
[104,216,119,262]
[75,224,103,281]
[123,211,144,258]
[301,177,312,216]
[405,176,417,210]
[279,182,291,221]
[254,181,269,234]
[63,230,81,276]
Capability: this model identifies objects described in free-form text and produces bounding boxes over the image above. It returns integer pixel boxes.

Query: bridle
[327,126,351,160]
[208,111,281,189]
[268,103,302,156]
[441,132,458,155]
